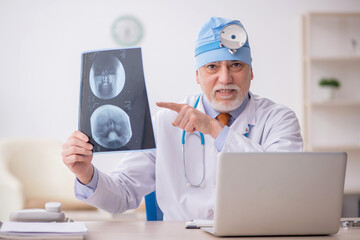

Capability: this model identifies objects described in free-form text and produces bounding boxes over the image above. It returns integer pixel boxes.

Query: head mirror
[219,24,247,55]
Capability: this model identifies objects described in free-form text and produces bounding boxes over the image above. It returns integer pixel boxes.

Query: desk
[84,220,360,240]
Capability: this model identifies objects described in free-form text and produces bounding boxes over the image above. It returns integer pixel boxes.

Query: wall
[0,0,359,172]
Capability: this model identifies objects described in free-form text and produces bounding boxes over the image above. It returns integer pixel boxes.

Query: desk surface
[84,220,360,240]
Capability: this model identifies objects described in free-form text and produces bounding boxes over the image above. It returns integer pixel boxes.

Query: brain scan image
[90,105,132,149]
[89,53,125,99]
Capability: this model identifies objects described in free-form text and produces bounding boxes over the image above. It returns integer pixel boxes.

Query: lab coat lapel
[229,92,256,137]
[196,94,206,114]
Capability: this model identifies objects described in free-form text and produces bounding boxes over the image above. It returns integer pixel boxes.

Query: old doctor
[62,17,303,221]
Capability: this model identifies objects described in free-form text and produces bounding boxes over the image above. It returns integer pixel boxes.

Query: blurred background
[0,0,359,221]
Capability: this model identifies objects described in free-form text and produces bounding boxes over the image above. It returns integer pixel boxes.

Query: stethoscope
[183,23,250,188]
[182,95,251,188]
[182,95,205,188]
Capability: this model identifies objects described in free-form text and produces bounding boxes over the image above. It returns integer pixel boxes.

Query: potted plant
[318,77,340,101]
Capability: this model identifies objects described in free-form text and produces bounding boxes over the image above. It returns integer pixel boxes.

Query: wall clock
[112,16,143,46]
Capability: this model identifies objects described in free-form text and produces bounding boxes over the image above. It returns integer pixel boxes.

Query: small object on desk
[341,220,360,228]
[185,219,214,229]
[0,221,87,239]
[9,202,68,222]
[45,202,62,212]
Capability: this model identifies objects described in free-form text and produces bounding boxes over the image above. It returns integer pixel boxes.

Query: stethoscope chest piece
[186,181,206,188]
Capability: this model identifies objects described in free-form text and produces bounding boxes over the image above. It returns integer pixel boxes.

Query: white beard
[208,84,244,112]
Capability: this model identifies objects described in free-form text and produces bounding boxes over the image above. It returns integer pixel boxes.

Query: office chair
[144,191,163,221]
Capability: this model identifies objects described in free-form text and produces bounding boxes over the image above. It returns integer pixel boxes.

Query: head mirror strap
[195,41,221,57]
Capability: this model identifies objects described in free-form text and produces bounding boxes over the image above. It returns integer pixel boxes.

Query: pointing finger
[156,102,184,113]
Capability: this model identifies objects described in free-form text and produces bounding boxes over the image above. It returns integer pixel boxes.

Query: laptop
[202,152,347,236]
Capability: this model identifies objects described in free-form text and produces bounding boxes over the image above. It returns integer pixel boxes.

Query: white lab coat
[79,93,303,221]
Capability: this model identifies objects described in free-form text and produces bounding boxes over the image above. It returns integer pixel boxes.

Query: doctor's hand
[156,101,224,139]
[62,131,94,185]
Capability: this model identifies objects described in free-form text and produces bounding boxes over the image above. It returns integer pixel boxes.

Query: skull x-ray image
[90,105,132,149]
[79,48,156,153]
[89,52,125,99]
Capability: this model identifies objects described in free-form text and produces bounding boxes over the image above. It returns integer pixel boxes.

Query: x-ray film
[79,48,156,153]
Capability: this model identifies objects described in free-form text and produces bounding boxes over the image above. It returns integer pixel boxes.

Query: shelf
[311,145,360,151]
[304,56,360,62]
[344,187,360,195]
[311,56,360,62]
[303,12,360,206]
[306,12,360,17]
[308,101,360,107]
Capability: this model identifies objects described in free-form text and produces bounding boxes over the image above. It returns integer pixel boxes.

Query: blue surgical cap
[195,17,252,70]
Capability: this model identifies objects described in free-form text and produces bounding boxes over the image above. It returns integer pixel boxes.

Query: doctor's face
[196,60,253,113]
